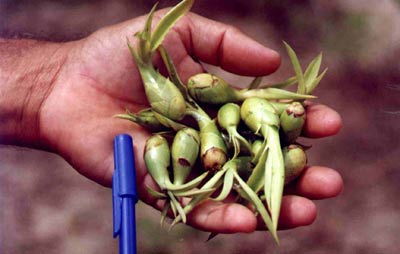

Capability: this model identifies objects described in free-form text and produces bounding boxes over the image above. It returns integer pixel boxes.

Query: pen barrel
[113,134,138,254]
[121,197,137,254]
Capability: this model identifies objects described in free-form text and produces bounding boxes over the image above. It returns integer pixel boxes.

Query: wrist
[0,38,70,148]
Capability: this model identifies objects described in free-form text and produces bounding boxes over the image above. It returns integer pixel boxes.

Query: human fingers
[184,195,317,233]
[295,166,344,200]
[182,195,317,233]
[303,103,342,138]
[185,200,258,233]
[277,195,317,230]
[260,166,343,230]
[137,166,341,233]
[172,12,281,77]
[252,195,316,231]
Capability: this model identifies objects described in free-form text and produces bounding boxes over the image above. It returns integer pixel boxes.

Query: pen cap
[114,134,138,200]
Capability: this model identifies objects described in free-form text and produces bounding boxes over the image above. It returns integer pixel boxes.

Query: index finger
[175,12,281,76]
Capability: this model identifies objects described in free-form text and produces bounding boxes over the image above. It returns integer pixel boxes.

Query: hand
[35,11,343,233]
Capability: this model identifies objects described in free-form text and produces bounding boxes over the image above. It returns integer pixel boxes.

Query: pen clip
[112,134,138,237]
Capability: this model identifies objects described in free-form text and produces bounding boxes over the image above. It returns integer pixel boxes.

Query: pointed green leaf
[269,76,297,89]
[169,199,177,217]
[283,41,306,94]
[165,171,208,191]
[152,111,188,131]
[158,45,193,103]
[264,145,273,212]
[248,77,263,89]
[151,0,194,51]
[304,52,322,92]
[127,37,153,73]
[233,171,279,243]
[134,32,145,62]
[242,87,316,101]
[146,187,167,199]
[127,38,142,66]
[144,3,158,41]
[206,232,219,242]
[174,188,216,198]
[304,53,322,82]
[307,68,328,94]
[160,201,171,227]
[170,168,227,226]
[136,3,158,63]
[247,142,268,193]
[113,113,137,122]
[266,126,285,232]
[168,191,186,223]
[234,185,252,202]
[213,168,235,201]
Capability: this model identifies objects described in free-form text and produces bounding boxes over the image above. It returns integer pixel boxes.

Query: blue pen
[112,134,138,254]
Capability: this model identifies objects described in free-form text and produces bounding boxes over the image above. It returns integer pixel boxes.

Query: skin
[0,10,343,234]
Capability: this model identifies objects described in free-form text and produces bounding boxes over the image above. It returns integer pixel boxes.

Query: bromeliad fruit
[115,0,330,244]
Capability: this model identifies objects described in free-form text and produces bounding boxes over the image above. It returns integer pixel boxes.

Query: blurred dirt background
[1,0,399,253]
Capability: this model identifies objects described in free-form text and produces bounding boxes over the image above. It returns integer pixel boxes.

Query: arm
[0,39,70,148]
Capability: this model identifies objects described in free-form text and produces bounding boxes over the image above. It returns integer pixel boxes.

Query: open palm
[39,11,343,233]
